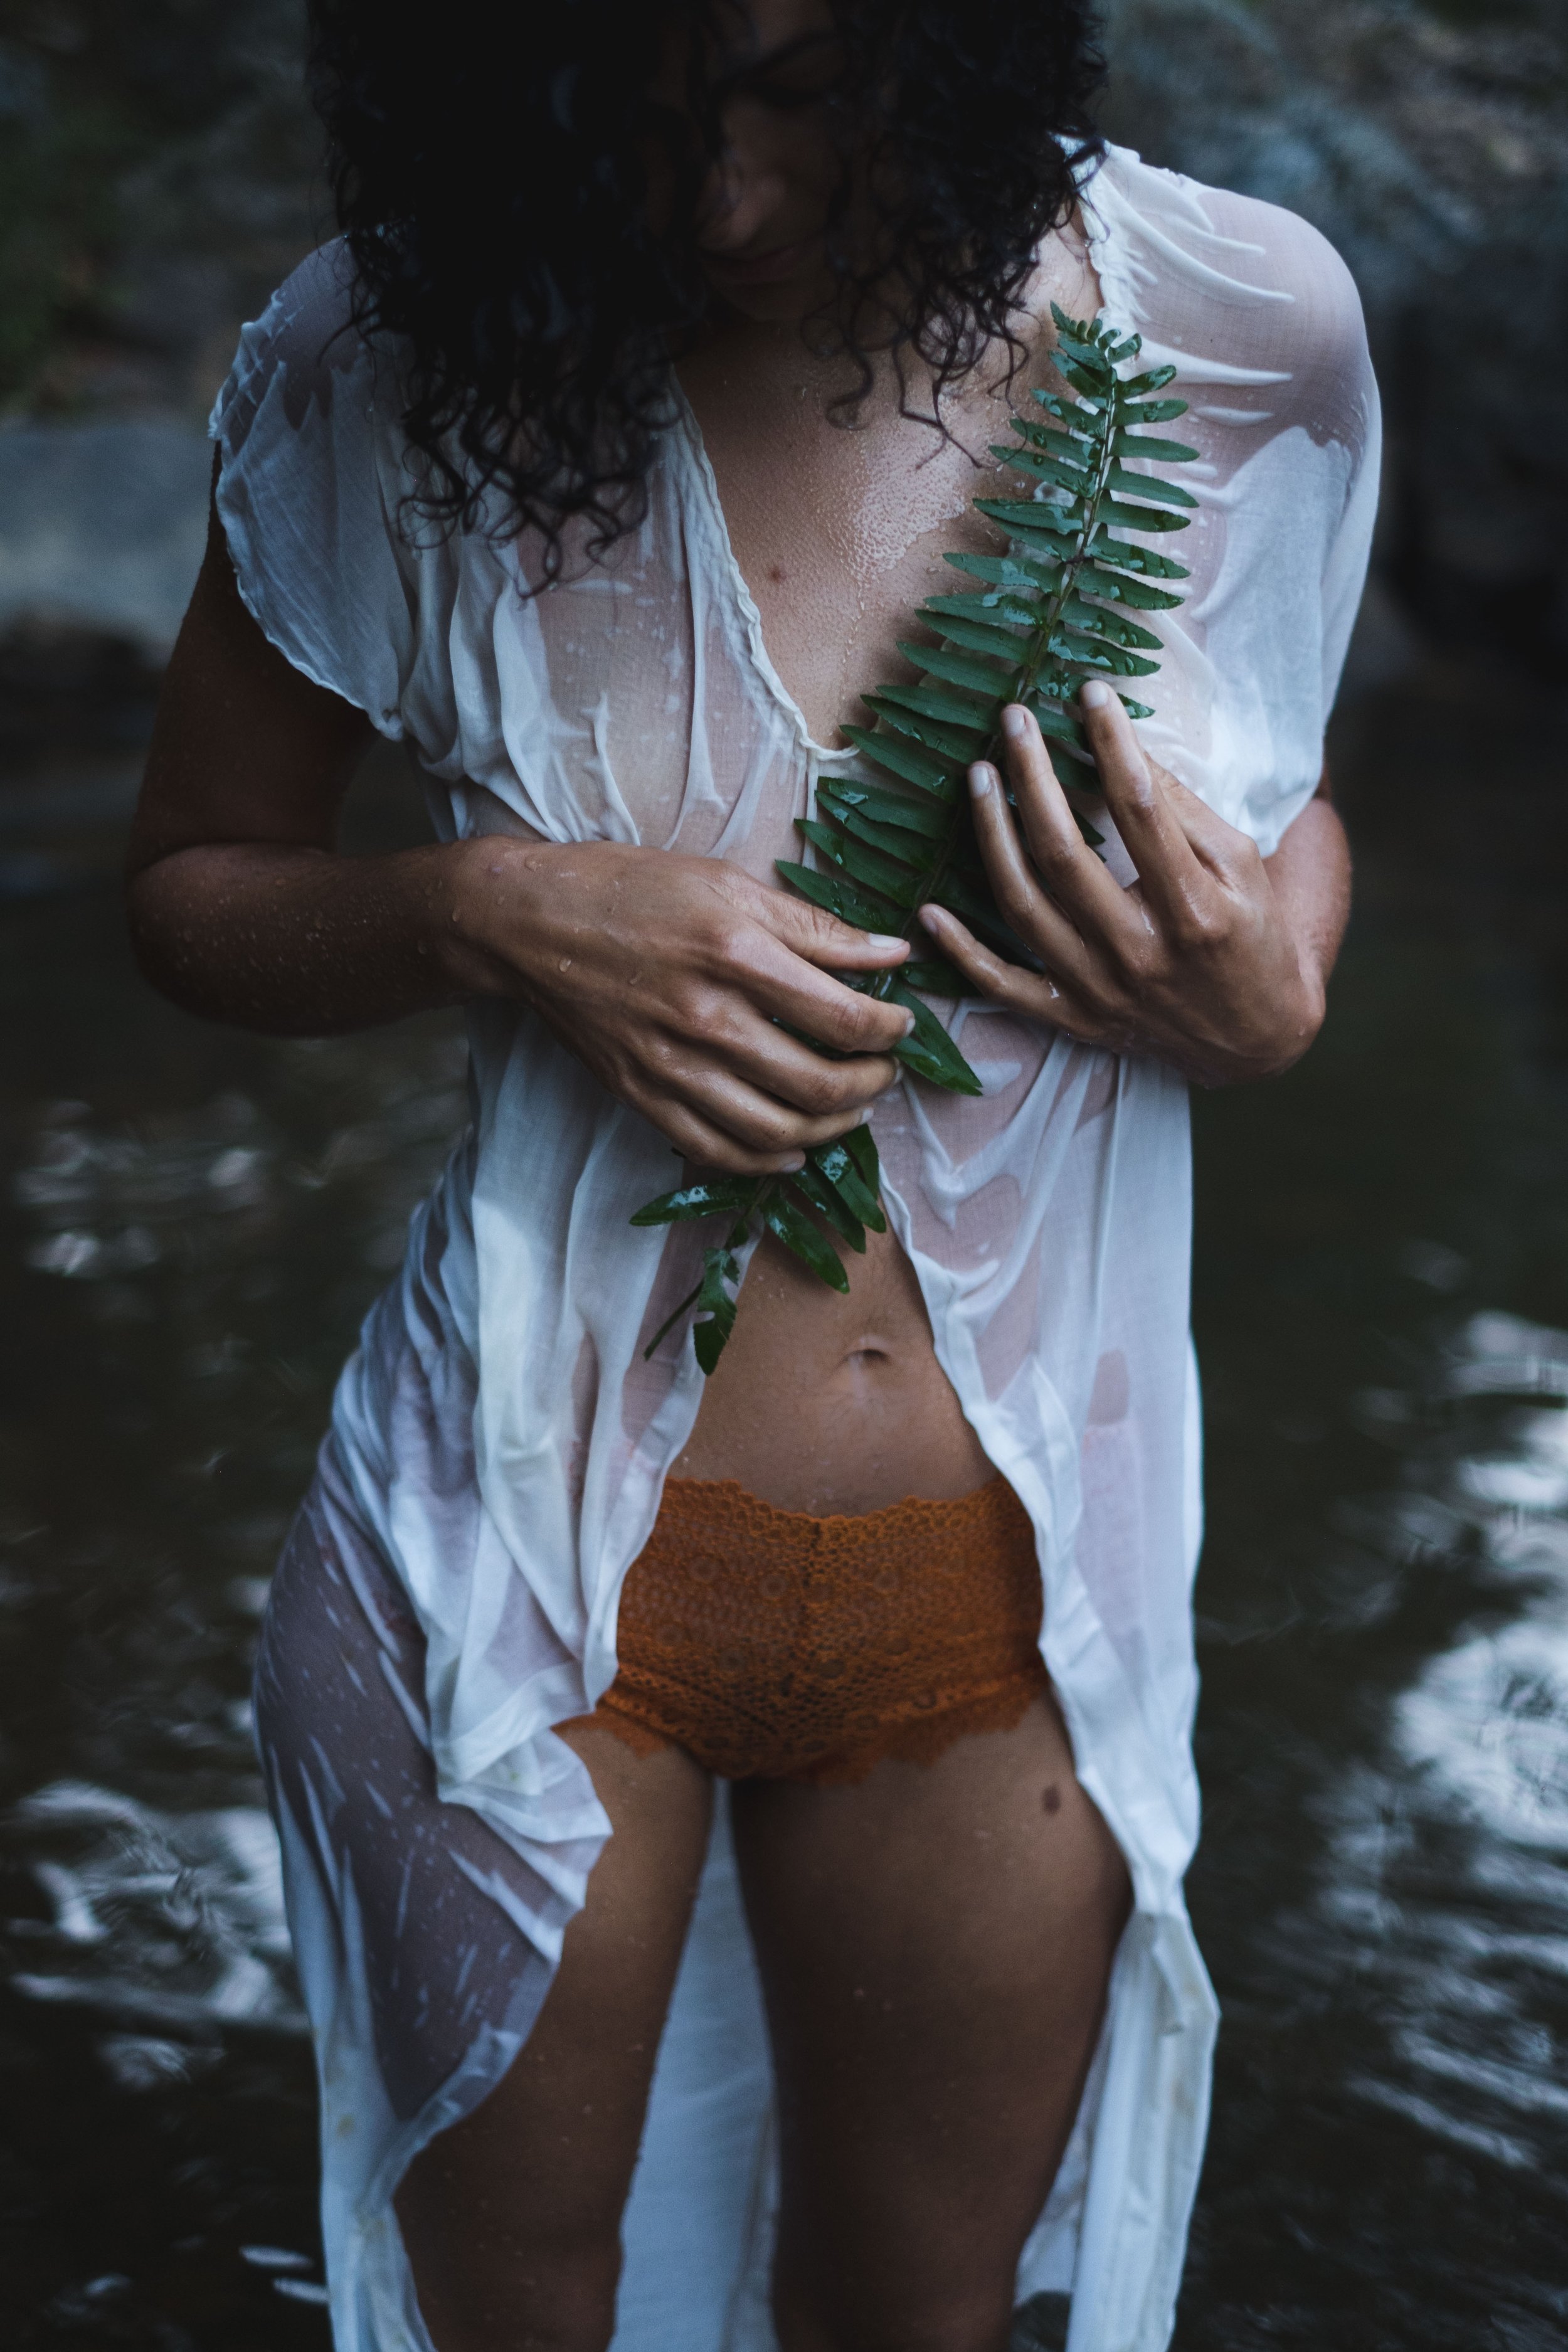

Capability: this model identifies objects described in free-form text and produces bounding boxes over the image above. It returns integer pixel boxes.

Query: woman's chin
[702,252,837,327]
[713,284,821,326]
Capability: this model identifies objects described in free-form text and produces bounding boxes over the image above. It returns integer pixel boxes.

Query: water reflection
[1182,739,1568,2342]
[0,751,465,2342]
[1298,1313,1568,2222]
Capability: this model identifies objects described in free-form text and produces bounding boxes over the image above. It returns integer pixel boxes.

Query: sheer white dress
[225,142,1379,2352]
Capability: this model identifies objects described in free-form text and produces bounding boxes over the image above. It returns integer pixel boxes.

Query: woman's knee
[398,2197,621,2352]
[774,2263,1017,2352]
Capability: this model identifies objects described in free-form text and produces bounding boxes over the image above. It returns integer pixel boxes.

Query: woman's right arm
[127,499,914,1175]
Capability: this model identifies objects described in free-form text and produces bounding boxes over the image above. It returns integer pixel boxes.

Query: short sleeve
[1086,154,1382,856]
[209,241,423,739]
[1187,185,1382,840]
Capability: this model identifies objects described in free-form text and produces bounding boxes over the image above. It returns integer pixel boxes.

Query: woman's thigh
[395,1720,714,2352]
[729,1693,1130,2352]
[258,1490,714,2352]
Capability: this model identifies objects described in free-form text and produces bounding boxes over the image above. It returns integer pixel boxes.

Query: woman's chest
[479,403,1009,874]
[674,238,1102,754]
[679,359,1045,756]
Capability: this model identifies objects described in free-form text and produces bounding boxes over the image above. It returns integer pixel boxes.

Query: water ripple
[6,1779,304,2058]
[1305,1310,1568,2194]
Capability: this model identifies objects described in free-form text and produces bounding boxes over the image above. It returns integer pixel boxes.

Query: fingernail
[970,762,997,798]
[1080,679,1113,710]
[897,1008,916,1036]
[866,933,906,955]
[778,1153,806,1172]
[1000,705,1029,740]
[918,903,944,932]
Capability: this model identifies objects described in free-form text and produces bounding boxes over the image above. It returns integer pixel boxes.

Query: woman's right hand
[440,835,913,1175]
[128,507,908,1166]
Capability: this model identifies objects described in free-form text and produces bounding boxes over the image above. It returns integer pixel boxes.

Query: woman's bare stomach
[672,1223,994,1515]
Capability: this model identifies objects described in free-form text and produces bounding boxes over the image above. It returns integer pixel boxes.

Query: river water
[1,658,1565,2348]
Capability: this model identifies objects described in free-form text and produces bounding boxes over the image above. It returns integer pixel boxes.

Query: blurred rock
[1100,0,1568,673]
[0,419,209,654]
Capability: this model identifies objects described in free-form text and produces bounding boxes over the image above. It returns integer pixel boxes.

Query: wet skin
[125,1,1349,2345]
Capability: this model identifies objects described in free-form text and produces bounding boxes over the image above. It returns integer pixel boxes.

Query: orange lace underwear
[579,1473,1048,1785]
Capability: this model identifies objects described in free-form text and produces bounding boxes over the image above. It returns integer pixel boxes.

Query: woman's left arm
[917,684,1351,1088]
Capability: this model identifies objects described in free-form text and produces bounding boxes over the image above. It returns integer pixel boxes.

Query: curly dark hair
[306,1,1106,576]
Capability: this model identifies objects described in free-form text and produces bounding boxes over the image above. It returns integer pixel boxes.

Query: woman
[127,1,1374,2346]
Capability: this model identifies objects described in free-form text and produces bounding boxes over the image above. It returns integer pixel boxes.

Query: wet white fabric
[221,143,1379,2352]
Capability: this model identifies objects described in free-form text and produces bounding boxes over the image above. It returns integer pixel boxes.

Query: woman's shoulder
[214,239,400,453]
[1089,144,1371,408]
[209,240,431,740]
[256,238,361,344]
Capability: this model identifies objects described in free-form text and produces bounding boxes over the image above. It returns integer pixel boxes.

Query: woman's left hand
[917,684,1334,1087]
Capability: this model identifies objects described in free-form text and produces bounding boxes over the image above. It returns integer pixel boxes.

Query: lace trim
[583,1474,1049,1784]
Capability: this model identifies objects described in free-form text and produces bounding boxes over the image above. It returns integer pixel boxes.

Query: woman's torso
[671,225,1101,1513]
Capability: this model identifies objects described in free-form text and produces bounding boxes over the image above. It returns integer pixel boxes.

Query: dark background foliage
[0,0,314,415]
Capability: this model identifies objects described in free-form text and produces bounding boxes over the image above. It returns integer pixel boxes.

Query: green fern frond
[635,306,1197,1369]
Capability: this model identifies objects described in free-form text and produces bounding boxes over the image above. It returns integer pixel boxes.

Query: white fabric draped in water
[223,142,1379,2352]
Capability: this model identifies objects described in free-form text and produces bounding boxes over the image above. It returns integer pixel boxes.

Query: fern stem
[640,1182,769,1359]
[856,385,1116,1005]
